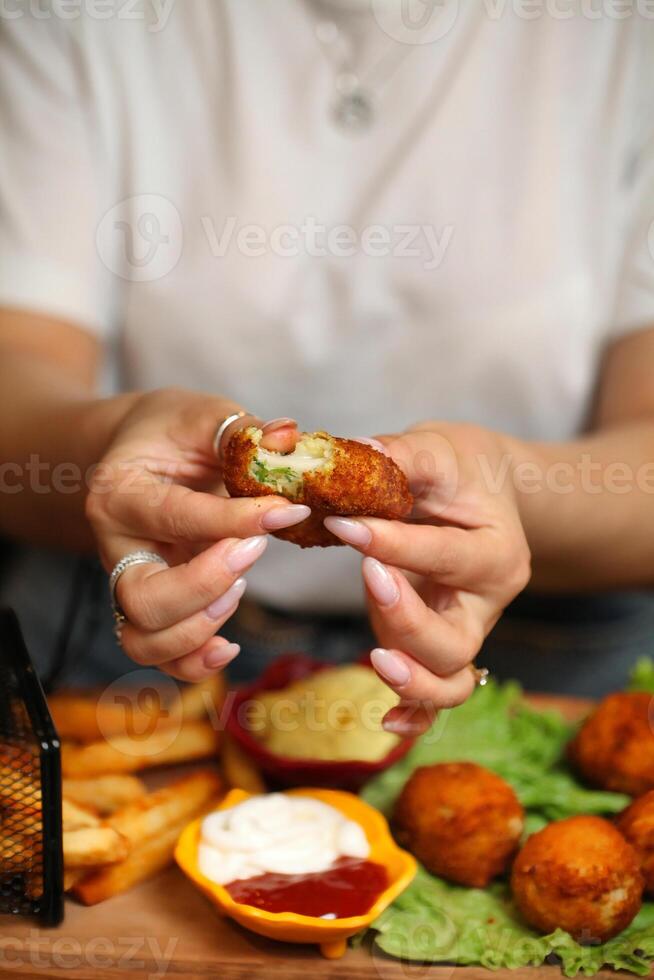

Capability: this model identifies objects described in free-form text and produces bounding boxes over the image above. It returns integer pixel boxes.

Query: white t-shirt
[1,1,653,612]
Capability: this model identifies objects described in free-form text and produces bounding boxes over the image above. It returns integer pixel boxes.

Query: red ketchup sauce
[225,857,388,918]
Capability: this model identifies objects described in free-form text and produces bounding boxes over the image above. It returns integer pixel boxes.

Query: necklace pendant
[331,88,374,133]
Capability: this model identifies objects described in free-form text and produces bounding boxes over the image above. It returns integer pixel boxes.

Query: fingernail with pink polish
[261,504,311,531]
[382,716,414,734]
[261,417,297,432]
[353,437,388,454]
[203,641,240,670]
[324,516,371,547]
[225,535,268,573]
[371,648,411,687]
[362,556,400,606]
[205,577,247,620]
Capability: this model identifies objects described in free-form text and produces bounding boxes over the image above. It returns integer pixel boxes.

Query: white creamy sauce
[197,794,370,885]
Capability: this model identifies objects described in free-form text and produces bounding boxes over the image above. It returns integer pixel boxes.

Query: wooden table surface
[0,693,628,980]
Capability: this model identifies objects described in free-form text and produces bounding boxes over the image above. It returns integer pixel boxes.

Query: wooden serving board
[0,694,626,980]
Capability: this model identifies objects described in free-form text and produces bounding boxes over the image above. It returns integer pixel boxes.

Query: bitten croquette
[568,692,654,796]
[392,762,524,888]
[511,815,643,942]
[223,427,413,547]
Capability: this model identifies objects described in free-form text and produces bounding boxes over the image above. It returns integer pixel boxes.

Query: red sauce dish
[175,788,417,959]
[225,653,415,791]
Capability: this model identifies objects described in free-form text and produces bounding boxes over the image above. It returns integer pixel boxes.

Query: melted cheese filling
[249,431,333,493]
[256,448,325,474]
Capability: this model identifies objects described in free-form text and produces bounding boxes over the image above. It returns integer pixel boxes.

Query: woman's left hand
[324,423,531,735]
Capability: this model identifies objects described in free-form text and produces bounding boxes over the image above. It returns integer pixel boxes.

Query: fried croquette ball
[616,791,654,895]
[392,762,524,888]
[568,692,654,796]
[223,427,413,547]
[511,816,643,942]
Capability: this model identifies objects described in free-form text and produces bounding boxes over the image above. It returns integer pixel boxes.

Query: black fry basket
[0,608,63,925]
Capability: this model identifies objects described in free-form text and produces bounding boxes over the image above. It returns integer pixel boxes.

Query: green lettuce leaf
[370,868,654,977]
[518,769,629,821]
[360,677,647,975]
[362,679,628,820]
[627,657,654,693]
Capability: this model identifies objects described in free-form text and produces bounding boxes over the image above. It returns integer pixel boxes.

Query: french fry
[221,735,266,794]
[75,796,220,905]
[49,685,177,742]
[63,827,130,868]
[64,869,84,892]
[62,775,146,814]
[0,763,41,813]
[106,770,222,845]
[179,675,226,722]
[50,677,222,743]
[0,835,31,872]
[73,814,192,905]
[1,797,41,835]
[62,798,100,831]
[60,720,219,777]
[48,694,124,742]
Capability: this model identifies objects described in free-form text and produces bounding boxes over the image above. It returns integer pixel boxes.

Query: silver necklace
[311,15,415,134]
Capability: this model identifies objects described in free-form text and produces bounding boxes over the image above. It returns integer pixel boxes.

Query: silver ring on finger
[212,410,248,457]
[468,663,490,687]
[109,550,169,638]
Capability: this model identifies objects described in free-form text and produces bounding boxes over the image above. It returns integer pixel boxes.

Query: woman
[0,3,653,729]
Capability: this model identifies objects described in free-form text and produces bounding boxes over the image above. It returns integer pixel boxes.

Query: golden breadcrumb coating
[223,427,413,547]
[511,815,643,942]
[568,692,654,796]
[392,762,524,888]
[617,791,654,895]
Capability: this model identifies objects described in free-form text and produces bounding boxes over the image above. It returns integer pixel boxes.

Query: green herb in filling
[251,459,296,483]
[250,458,302,495]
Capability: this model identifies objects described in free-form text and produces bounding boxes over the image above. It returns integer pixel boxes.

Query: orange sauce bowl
[174,787,417,959]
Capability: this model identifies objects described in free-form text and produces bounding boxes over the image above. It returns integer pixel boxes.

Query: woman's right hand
[85,387,306,681]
